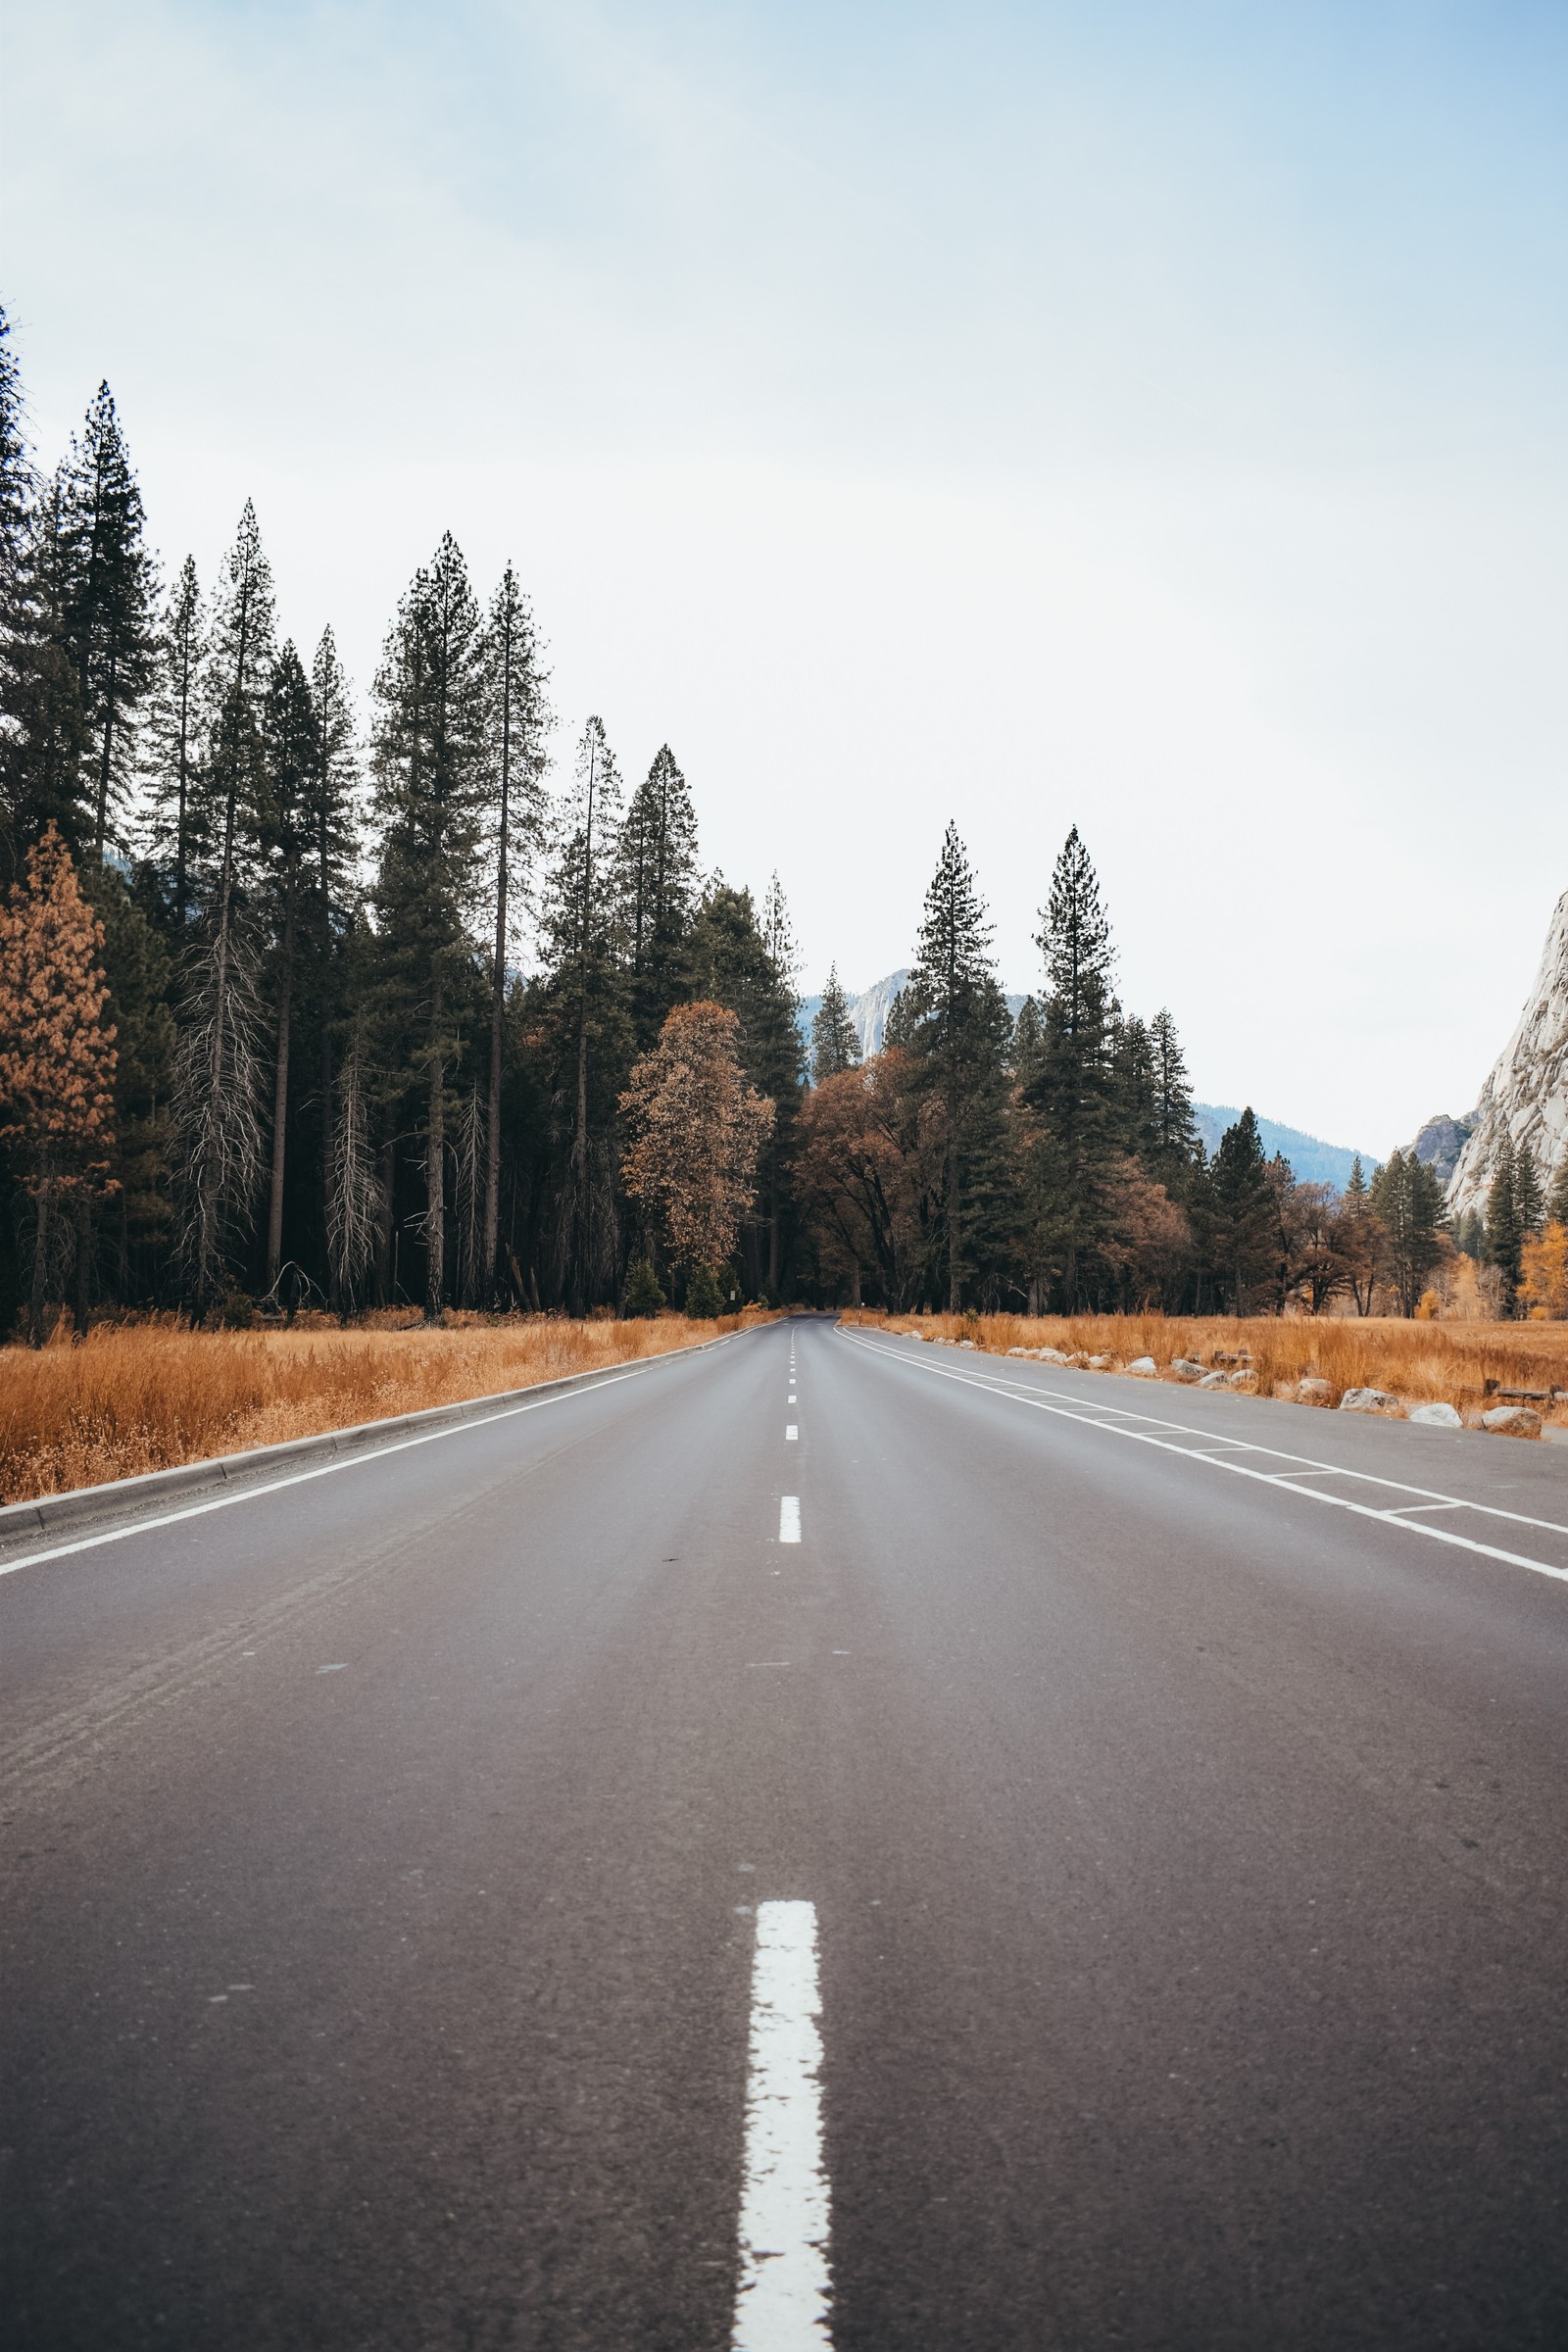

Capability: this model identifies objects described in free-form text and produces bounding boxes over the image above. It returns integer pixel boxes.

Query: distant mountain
[1192,1106,1369,1192]
[797,968,1025,1060]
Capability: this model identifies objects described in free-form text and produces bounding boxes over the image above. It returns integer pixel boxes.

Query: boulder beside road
[1340,1388,1404,1416]
[1481,1404,1543,1438]
[1409,1401,1463,1429]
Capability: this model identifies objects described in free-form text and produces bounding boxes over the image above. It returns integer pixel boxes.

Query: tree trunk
[29,1179,51,1348]
[569,988,590,1315]
[71,1193,93,1338]
[266,890,296,1289]
[374,1138,395,1304]
[425,1004,445,1324]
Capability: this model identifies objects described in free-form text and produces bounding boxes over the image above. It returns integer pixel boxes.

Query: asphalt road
[4,1316,1568,2351]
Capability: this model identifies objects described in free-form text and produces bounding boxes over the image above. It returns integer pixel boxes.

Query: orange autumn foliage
[619,1000,774,1272]
[0,824,118,1198]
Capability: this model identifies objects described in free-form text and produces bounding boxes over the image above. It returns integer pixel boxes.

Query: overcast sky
[7,0,1566,1152]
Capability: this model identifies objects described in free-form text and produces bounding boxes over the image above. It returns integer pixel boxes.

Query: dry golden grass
[0,1311,777,1505]
[841,1308,1568,1431]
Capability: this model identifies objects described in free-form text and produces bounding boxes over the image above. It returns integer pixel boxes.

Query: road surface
[4,1317,1568,2349]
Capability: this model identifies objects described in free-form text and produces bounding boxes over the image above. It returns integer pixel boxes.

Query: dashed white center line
[779,1497,802,1543]
[732,1900,833,2351]
[786,1426,799,1442]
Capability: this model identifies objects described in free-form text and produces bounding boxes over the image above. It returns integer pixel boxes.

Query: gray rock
[1087,1353,1113,1370]
[1482,1403,1542,1437]
[1410,1112,1475,1185]
[1226,1369,1255,1390]
[1037,1348,1069,1364]
[1198,1371,1228,1391]
[1170,1358,1205,1383]
[1340,1387,1403,1416]
[1409,1401,1463,1428]
[1125,1355,1157,1376]
[1298,1377,1331,1404]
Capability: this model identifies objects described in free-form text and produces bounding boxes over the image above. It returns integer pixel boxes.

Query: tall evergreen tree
[1513,1141,1545,1238]
[1486,1133,1523,1307]
[1148,1007,1199,1170]
[1,470,90,861]
[905,824,1012,1309]
[1028,826,1118,1304]
[811,964,860,1083]
[259,643,318,1287]
[1209,1107,1276,1311]
[0,301,35,852]
[480,566,549,1300]
[307,623,360,1293]
[371,533,490,1321]
[620,743,699,1050]
[141,556,207,927]
[57,384,156,857]
[172,501,276,1303]
[542,715,627,1312]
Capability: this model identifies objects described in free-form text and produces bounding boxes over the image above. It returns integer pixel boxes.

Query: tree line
[3,310,1555,1332]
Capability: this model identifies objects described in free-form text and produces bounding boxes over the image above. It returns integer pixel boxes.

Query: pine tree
[619,1001,774,1277]
[371,533,489,1320]
[57,384,157,858]
[480,566,549,1300]
[172,501,276,1304]
[325,1034,381,1313]
[1486,1133,1523,1307]
[905,823,1012,1309]
[543,714,627,1313]
[620,743,699,1050]
[1514,1141,1545,1238]
[1148,1007,1199,1169]
[811,963,860,1083]
[0,301,36,849]
[259,643,318,1288]
[1111,1013,1155,1157]
[307,624,360,1285]
[0,826,118,1341]
[141,557,207,926]
[1028,826,1118,1304]
[1209,1108,1275,1311]
[2,471,90,859]
[1369,1148,1448,1316]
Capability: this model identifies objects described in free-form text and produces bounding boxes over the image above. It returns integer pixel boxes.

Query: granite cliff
[1443,889,1568,1220]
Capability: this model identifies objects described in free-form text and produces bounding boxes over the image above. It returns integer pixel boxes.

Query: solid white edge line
[841,1332,1568,1587]
[732,1899,833,2351]
[0,1346,735,1581]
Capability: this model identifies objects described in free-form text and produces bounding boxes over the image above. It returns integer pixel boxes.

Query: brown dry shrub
[841,1308,1568,1427]
[0,1311,778,1505]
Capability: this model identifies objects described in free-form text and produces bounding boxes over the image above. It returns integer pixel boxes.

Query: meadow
[0,1311,773,1506]
[841,1309,1568,1430]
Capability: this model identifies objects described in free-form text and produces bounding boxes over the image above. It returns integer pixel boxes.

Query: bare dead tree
[172,919,266,1305]
[326,1040,381,1314]
[455,1085,485,1309]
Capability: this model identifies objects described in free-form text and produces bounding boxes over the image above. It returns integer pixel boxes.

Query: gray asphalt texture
[3,1315,1567,2350]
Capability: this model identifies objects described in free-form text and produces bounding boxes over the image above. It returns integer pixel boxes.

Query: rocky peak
[1410,1112,1474,1186]
[1445,888,1568,1220]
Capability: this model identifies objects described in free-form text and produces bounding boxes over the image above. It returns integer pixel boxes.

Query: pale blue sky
[7,0,1567,1149]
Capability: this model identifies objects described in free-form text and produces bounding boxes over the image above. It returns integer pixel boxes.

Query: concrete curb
[0,1323,758,1560]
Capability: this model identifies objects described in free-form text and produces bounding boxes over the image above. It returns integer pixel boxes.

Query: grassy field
[840,1309,1568,1431]
[0,1311,774,1506]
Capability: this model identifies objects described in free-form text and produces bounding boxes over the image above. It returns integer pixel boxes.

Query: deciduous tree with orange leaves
[619,1000,773,1285]
[0,823,118,1341]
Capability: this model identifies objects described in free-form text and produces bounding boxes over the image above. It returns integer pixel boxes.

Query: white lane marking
[779,1497,802,1544]
[841,1333,1568,1587]
[0,1344,747,1581]
[732,1899,832,2351]
[786,1426,799,1442]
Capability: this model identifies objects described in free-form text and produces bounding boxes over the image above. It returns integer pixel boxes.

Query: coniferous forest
[0,313,1457,1332]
